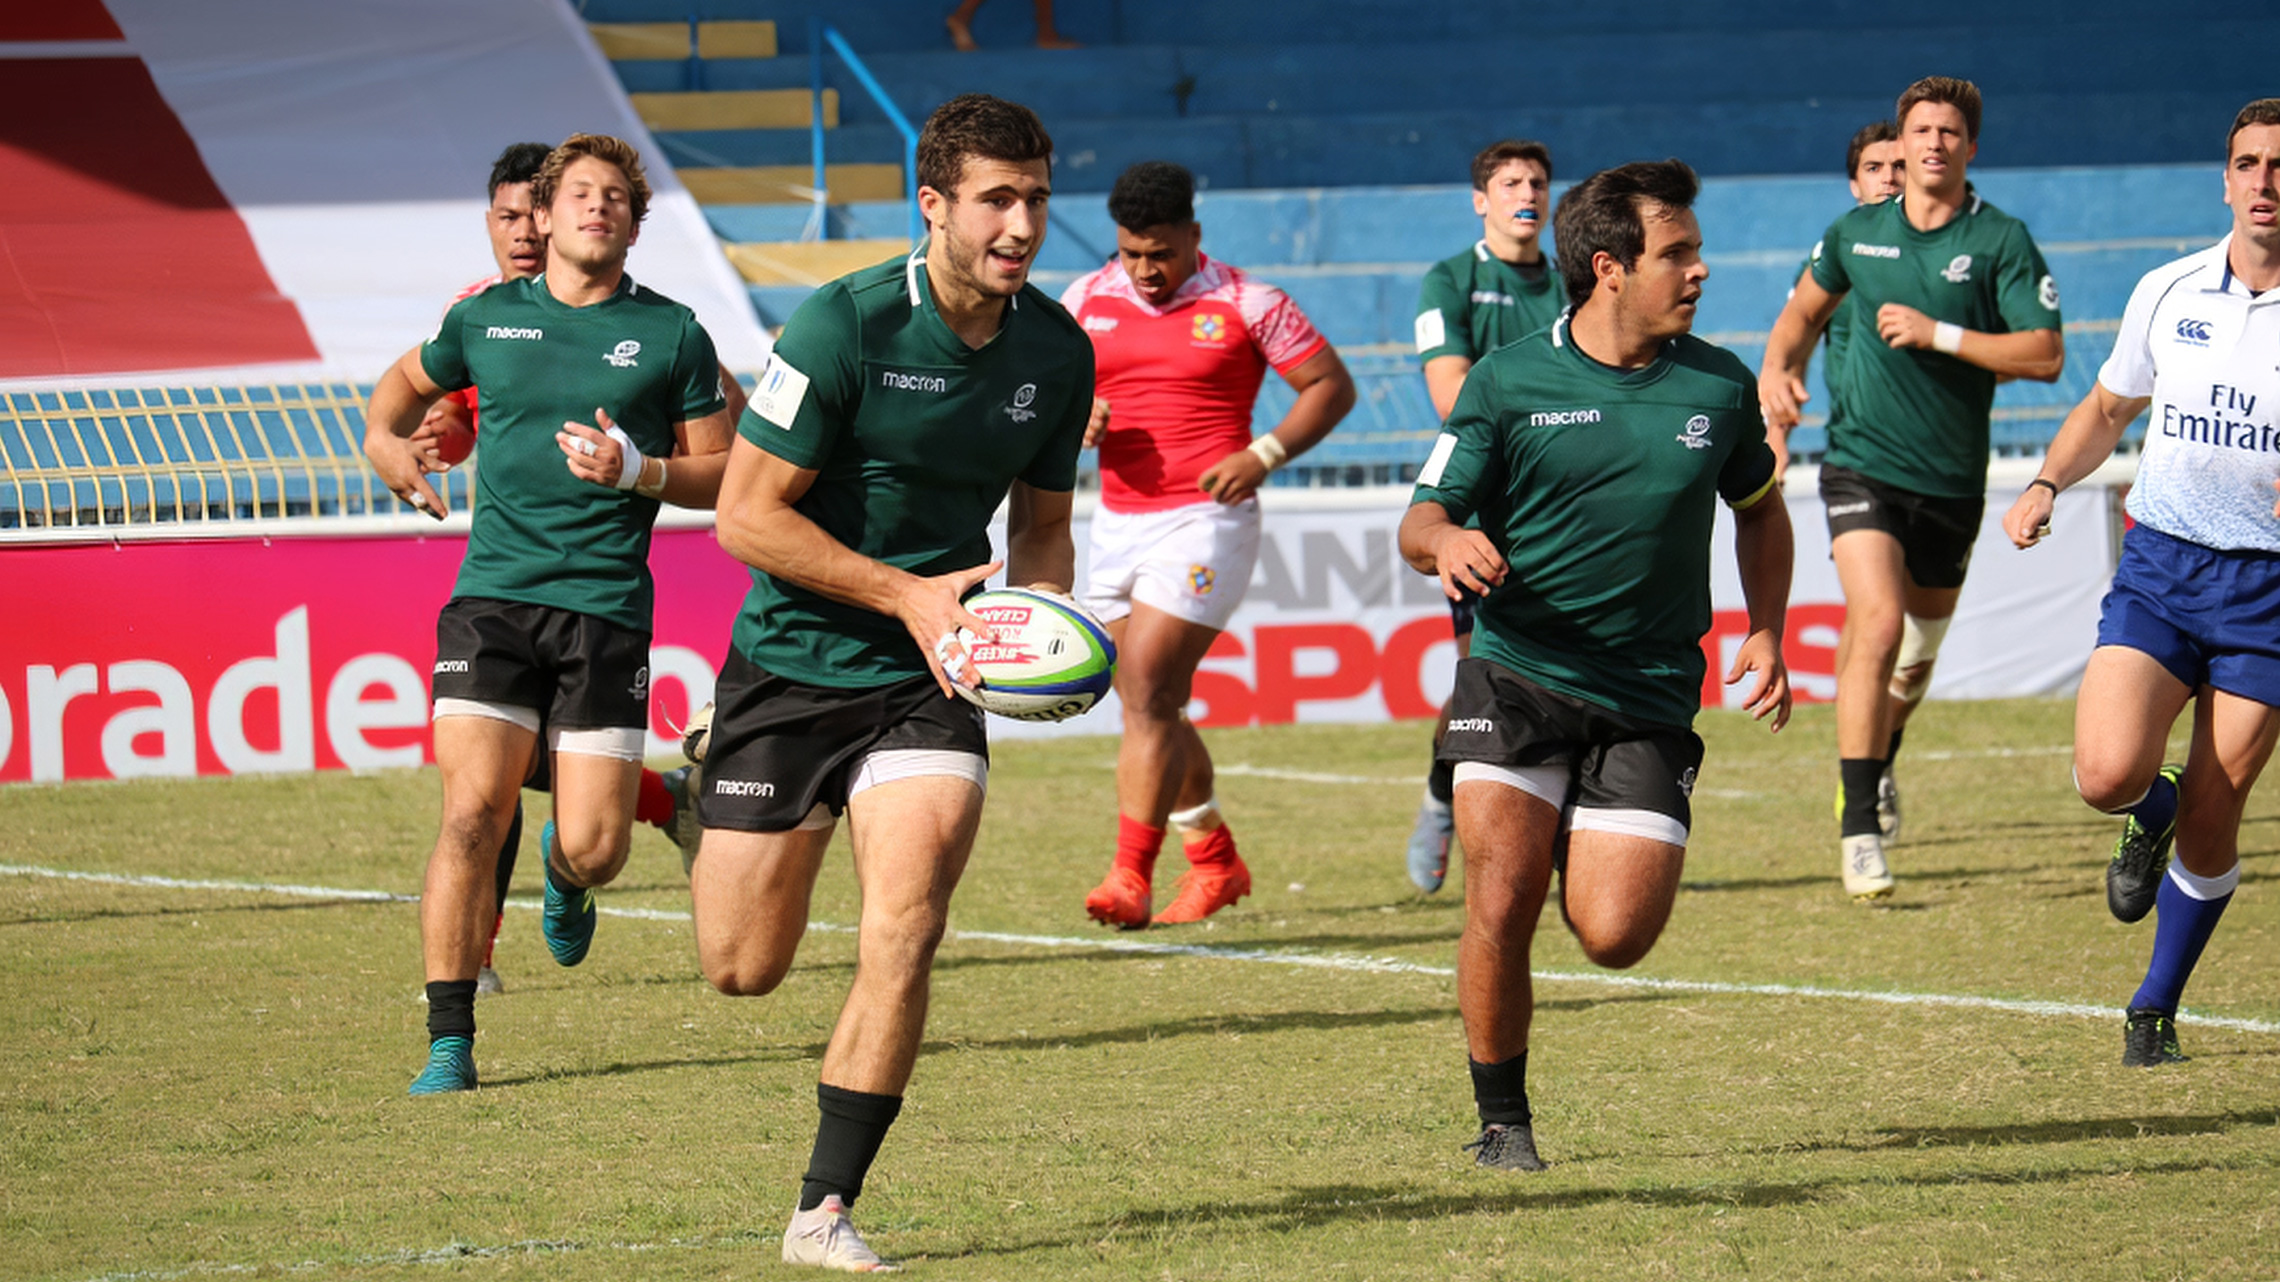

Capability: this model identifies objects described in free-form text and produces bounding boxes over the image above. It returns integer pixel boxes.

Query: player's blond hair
[533,133,652,228]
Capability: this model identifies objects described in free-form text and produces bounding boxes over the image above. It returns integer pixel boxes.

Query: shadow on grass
[1869,1108,2280,1148]
[0,897,395,928]
[922,1150,2280,1253]
[918,991,1673,1056]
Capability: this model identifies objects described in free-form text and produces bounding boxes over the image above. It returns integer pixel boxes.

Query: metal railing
[0,384,470,530]
[810,20,920,245]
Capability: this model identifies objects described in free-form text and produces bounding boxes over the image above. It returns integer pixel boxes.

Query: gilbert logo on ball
[952,587,1117,723]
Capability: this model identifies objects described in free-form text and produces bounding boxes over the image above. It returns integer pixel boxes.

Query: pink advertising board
[0,527,747,783]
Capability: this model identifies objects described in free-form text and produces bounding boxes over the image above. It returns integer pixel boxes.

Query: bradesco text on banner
[0,526,747,784]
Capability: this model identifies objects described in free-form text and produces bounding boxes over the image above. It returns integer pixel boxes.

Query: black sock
[798,1083,904,1210]
[1885,727,1906,764]
[426,980,477,1043]
[494,800,523,915]
[1469,1052,1530,1126]
[1839,758,1885,837]
[1427,757,1455,806]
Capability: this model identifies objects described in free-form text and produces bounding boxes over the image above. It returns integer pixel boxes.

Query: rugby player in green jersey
[1760,76,2064,901]
[1401,160,1794,1171]
[1785,119,1906,480]
[1403,140,1565,893]
[404,142,746,1001]
[361,134,735,1096]
[687,95,1092,1270]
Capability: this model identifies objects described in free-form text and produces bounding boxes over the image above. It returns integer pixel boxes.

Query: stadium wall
[0,478,2112,781]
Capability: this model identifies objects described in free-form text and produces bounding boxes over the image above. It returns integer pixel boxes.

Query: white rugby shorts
[1082,497,1260,631]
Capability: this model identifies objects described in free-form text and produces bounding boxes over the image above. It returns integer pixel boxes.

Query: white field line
[8,862,2277,1035]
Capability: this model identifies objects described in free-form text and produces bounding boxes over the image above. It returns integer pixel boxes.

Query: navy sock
[1427,757,1455,806]
[2130,869,2232,1013]
[799,1083,904,1210]
[425,980,476,1043]
[495,801,523,915]
[1469,1052,1530,1126]
[1838,758,1884,837]
[2126,772,2179,836]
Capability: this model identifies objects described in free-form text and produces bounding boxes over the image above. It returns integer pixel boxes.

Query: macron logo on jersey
[1446,717,1495,734]
[1850,244,1901,260]
[1531,409,1602,426]
[485,325,543,340]
[881,370,949,393]
[713,779,777,798]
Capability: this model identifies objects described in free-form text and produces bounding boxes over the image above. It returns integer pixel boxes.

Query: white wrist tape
[1932,322,1964,355]
[1247,434,1289,471]
[635,455,669,499]
[603,424,643,490]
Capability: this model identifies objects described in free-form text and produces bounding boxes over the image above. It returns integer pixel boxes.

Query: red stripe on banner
[0,0,123,41]
[0,58,318,378]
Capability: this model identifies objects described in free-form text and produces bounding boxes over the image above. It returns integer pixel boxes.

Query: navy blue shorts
[2097,523,2280,707]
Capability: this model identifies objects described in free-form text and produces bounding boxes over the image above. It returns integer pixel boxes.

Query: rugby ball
[952,588,1116,723]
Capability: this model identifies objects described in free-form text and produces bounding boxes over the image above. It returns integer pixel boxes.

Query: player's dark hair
[917,93,1054,198]
[1896,76,1982,142]
[487,143,551,202]
[1551,159,1700,308]
[1107,161,1195,231]
[1471,139,1553,191]
[533,133,652,227]
[1844,121,1899,180]
[2227,98,2280,158]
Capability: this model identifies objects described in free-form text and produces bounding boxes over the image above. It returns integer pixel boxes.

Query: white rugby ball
[952,588,1117,723]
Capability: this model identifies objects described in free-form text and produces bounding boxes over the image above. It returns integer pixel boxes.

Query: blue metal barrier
[811,20,920,244]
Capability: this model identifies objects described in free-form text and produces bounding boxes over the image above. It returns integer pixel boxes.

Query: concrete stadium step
[680,163,903,205]
[575,0,2251,53]
[630,88,835,132]
[726,239,908,287]
[588,19,777,60]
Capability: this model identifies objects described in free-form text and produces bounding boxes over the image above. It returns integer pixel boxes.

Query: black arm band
[2028,477,2059,497]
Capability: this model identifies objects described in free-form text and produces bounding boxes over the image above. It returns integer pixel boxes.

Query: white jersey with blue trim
[2103,235,2280,552]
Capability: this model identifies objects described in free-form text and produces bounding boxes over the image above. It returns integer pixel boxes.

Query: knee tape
[1168,797,1220,831]
[1889,613,1951,702]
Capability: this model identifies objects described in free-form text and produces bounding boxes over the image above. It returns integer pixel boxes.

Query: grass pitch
[6,699,2279,1281]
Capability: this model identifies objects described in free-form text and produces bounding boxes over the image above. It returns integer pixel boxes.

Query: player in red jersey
[1061,161,1355,927]
[410,142,736,995]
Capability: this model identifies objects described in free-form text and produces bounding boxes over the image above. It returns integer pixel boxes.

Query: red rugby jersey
[1061,254,1327,513]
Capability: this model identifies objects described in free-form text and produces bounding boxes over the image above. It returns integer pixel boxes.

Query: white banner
[991,476,2116,740]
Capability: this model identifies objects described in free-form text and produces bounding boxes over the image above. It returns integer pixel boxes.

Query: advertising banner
[0,480,2114,780]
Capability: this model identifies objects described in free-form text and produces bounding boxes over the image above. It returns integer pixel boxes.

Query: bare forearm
[1761,306,1820,385]
[1399,502,1457,574]
[1954,328,2064,382]
[718,502,919,618]
[2037,386,2146,490]
[1733,498,1794,638]
[362,362,435,450]
[653,450,728,509]
[1269,379,1355,460]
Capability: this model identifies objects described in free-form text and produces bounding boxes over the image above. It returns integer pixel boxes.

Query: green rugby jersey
[1807,188,2060,497]
[421,274,726,632]
[734,251,1094,688]
[1414,241,1566,364]
[1411,316,1778,727]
